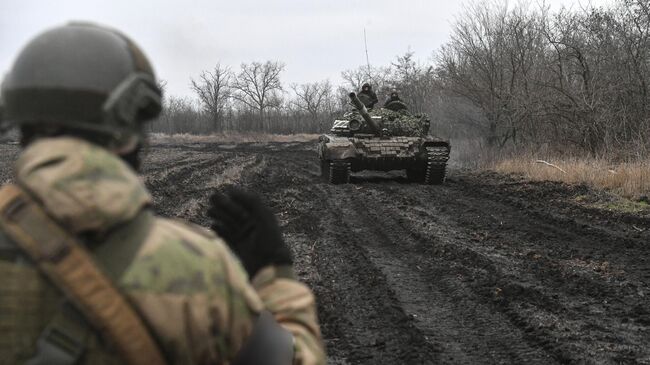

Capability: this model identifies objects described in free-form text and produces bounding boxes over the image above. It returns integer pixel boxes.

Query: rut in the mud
[139,141,649,364]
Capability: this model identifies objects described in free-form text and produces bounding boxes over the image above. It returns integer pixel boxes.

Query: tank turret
[349,92,382,135]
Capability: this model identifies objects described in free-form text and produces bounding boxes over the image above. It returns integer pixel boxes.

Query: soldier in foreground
[0,23,325,364]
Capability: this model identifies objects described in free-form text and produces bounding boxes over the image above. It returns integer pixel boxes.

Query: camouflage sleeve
[252,265,326,365]
[118,219,265,364]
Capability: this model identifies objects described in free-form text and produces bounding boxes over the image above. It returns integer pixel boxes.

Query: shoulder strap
[0,184,167,365]
[27,302,91,365]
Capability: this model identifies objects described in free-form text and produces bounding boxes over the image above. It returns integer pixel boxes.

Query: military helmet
[362,83,371,90]
[1,22,162,152]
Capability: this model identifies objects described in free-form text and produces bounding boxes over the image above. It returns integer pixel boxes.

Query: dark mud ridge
[140,141,649,365]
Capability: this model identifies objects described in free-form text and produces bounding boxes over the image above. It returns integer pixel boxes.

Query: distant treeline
[150,0,650,158]
[149,57,481,140]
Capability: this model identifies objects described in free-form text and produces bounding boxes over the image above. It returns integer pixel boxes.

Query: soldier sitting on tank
[384,91,409,111]
[358,83,378,109]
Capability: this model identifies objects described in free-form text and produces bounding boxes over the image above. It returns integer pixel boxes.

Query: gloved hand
[207,188,293,278]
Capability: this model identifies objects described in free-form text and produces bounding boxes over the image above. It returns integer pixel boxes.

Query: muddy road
[1,140,647,364]
[138,140,649,364]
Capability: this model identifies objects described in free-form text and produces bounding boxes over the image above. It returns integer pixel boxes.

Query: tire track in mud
[222,146,437,363]
[340,188,556,364]
[143,145,264,225]
[312,184,441,364]
[377,180,650,364]
[237,148,555,363]
[139,141,649,365]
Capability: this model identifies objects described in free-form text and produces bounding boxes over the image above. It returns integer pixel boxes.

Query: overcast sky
[1,0,611,99]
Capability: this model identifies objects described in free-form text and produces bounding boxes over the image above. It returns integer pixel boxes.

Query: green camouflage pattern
[252,266,325,365]
[2,137,325,364]
[373,108,429,136]
[16,137,151,234]
[342,107,429,137]
[120,218,264,363]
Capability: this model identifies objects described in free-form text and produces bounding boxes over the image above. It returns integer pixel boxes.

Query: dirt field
[1,140,648,364]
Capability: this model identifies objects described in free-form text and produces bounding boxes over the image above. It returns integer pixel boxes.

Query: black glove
[207,188,293,277]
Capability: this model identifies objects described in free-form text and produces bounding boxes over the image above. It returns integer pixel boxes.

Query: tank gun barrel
[349,92,382,135]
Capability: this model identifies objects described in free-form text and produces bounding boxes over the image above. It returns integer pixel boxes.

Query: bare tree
[190,64,232,131]
[232,61,285,130]
[389,51,438,114]
[291,80,332,130]
[341,65,391,95]
[152,96,204,134]
[433,0,650,157]
[437,1,548,146]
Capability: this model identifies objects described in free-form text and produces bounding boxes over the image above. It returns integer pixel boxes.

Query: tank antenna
[364,28,371,78]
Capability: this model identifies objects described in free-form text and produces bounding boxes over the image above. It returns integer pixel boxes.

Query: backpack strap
[0,184,167,365]
[27,302,91,365]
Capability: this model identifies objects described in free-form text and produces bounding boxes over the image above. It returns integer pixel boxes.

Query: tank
[317,92,451,184]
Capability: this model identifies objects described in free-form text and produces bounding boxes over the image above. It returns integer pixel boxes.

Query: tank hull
[318,134,450,180]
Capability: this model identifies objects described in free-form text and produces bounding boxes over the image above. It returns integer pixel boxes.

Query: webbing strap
[0,185,167,365]
[27,303,90,365]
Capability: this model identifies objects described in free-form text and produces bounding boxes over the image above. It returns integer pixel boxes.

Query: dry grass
[148,132,319,144]
[449,138,502,168]
[493,155,650,199]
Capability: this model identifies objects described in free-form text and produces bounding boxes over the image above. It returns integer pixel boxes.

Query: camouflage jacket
[358,90,378,108]
[0,137,325,364]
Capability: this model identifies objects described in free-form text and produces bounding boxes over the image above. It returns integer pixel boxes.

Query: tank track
[424,146,449,185]
[321,160,351,184]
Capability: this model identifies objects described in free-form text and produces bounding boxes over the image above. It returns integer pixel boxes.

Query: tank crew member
[384,91,408,111]
[358,82,378,109]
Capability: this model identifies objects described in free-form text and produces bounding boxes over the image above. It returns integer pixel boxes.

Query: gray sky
[1,0,610,99]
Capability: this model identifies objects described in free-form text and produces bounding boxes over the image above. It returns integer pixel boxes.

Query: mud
[4,140,649,364]
[138,141,650,364]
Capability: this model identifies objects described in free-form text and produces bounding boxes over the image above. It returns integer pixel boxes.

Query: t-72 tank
[318,92,450,184]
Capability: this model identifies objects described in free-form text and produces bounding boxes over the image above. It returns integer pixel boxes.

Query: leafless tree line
[151,56,456,136]
[151,0,650,158]
[152,60,339,134]
[437,0,650,157]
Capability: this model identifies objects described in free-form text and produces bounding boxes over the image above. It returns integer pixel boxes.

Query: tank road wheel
[328,160,351,184]
[424,146,449,185]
